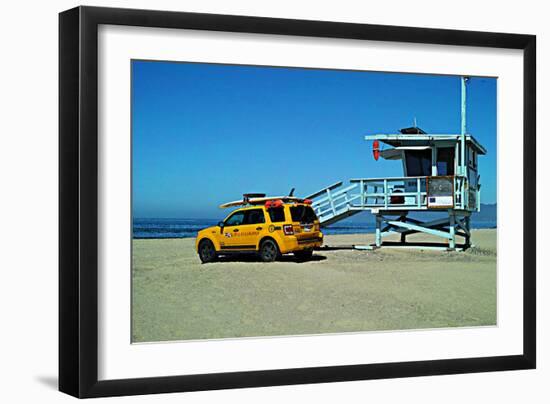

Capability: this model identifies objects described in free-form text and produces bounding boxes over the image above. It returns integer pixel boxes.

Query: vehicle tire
[198,239,217,263]
[259,239,279,262]
[294,250,313,262]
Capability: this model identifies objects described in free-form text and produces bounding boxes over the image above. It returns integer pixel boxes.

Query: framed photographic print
[59,6,536,398]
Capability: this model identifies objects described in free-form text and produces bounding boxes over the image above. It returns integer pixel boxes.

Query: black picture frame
[59,6,536,398]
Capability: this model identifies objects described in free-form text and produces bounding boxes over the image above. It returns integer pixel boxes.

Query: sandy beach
[132,229,496,343]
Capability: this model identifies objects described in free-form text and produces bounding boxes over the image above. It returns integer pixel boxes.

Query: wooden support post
[417,178,421,208]
[383,180,388,209]
[465,215,471,247]
[449,212,456,249]
[375,214,382,247]
[400,214,407,243]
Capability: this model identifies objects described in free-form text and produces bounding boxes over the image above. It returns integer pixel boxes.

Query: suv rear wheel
[259,239,279,262]
[198,239,217,263]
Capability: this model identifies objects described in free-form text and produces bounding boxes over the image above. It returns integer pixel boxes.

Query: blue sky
[132,60,497,219]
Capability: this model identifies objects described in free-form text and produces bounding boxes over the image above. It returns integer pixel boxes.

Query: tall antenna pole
[460,77,468,176]
[461,77,467,136]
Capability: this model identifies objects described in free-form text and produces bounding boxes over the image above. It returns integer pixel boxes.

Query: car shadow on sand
[215,253,327,264]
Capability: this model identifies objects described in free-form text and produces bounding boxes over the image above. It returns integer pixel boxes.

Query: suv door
[220,210,246,250]
[222,209,265,251]
[240,209,266,250]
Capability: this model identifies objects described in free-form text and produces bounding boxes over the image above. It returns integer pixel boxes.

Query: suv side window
[244,209,265,225]
[224,211,245,226]
[268,207,286,222]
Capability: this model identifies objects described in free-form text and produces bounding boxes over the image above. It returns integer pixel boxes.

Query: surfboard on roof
[219,193,306,209]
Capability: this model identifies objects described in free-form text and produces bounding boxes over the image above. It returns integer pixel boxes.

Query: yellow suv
[196,198,323,263]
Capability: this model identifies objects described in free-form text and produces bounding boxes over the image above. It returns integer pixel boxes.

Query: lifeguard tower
[306,77,486,251]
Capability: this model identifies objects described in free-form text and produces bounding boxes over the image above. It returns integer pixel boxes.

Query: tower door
[404,149,432,177]
[436,147,455,176]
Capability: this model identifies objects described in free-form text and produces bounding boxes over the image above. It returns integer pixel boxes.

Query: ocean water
[133,218,219,239]
[133,218,497,239]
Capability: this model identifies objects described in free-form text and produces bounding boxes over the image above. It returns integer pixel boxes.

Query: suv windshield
[290,205,317,224]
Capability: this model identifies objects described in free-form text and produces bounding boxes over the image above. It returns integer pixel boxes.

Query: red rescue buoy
[265,199,284,209]
[373,140,380,161]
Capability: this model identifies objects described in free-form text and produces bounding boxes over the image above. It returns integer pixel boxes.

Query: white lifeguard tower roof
[365,129,487,156]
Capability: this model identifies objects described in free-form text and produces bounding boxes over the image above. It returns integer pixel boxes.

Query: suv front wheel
[259,239,279,262]
[198,239,217,263]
